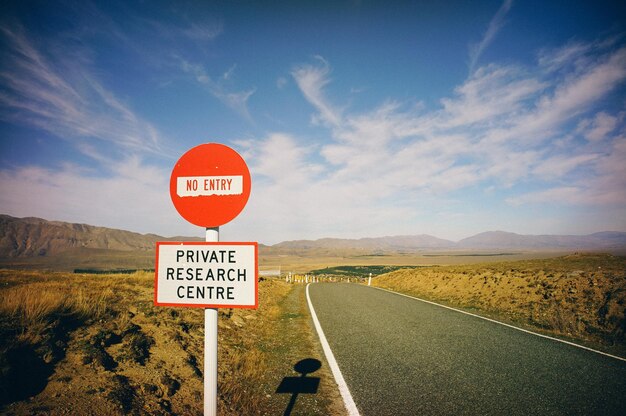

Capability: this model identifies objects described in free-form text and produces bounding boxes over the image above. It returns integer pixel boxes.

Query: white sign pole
[205,226,219,416]
[368,273,372,286]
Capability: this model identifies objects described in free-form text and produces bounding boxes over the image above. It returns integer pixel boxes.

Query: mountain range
[0,214,201,258]
[273,231,626,252]
[1,214,625,263]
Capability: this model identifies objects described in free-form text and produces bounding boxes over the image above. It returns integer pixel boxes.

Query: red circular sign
[170,143,251,227]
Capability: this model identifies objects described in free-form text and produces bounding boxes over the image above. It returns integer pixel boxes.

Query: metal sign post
[205,227,218,416]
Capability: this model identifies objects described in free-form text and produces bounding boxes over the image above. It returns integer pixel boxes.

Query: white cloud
[532,47,626,126]
[577,112,619,142]
[508,137,626,207]
[587,137,626,205]
[480,46,626,148]
[234,132,428,241]
[270,37,626,240]
[0,24,167,159]
[440,64,546,128]
[481,149,540,188]
[3,18,626,243]
[248,133,322,186]
[183,22,223,41]
[468,0,513,73]
[288,45,626,211]
[506,186,585,206]
[0,23,187,236]
[0,161,193,236]
[291,56,342,126]
[538,41,593,73]
[180,59,256,121]
[538,36,620,73]
[533,153,599,179]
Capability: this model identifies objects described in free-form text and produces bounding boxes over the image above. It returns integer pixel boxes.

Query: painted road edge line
[306,283,361,416]
[371,286,626,363]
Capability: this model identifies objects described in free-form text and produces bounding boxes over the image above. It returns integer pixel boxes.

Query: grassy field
[259,249,570,274]
[309,265,412,277]
[0,270,343,415]
[372,253,626,355]
[2,251,624,414]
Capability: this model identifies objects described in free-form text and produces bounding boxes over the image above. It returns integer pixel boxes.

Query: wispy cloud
[0,24,167,160]
[2,4,625,242]
[180,59,256,121]
[532,153,600,179]
[0,160,194,236]
[577,111,621,142]
[0,22,187,235]
[47,2,246,123]
[248,36,626,240]
[182,22,223,41]
[441,64,546,128]
[291,56,342,126]
[506,135,626,208]
[481,46,626,147]
[506,186,586,206]
[468,0,513,74]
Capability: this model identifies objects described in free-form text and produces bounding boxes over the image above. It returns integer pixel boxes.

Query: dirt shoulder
[243,283,346,416]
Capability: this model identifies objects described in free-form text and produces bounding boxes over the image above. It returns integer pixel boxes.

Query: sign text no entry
[170,143,251,228]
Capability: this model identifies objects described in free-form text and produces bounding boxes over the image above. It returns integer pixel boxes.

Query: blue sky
[1,0,625,244]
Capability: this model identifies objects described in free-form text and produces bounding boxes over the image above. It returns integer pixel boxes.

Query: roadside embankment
[373,254,626,351]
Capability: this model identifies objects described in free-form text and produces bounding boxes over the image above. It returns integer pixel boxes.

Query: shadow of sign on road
[276,358,321,416]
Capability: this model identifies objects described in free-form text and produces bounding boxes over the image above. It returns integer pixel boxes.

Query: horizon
[1,1,626,245]
[2,212,624,247]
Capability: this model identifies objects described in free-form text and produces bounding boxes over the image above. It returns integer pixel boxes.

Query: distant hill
[272,234,454,252]
[271,231,626,252]
[456,231,626,250]
[0,215,207,270]
[1,214,624,270]
[0,214,198,258]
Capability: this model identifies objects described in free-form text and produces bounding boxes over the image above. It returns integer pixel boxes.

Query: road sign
[163,143,255,416]
[170,143,251,228]
[155,241,258,309]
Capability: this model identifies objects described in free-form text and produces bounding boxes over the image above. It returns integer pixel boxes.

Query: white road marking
[372,286,626,363]
[306,283,361,416]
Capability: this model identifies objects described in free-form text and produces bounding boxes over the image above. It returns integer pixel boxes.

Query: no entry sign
[155,242,258,309]
[159,142,257,416]
[170,143,251,228]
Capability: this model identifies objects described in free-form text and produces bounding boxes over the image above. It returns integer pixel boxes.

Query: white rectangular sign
[154,242,258,308]
[176,175,243,197]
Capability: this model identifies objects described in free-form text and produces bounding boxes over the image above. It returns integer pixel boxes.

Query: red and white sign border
[154,241,259,309]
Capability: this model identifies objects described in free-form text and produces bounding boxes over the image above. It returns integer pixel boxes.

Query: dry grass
[216,278,292,415]
[373,253,626,350]
[1,285,110,344]
[0,270,341,415]
[0,275,114,345]
[259,249,569,273]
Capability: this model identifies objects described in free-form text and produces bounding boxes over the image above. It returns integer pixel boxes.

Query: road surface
[307,283,626,416]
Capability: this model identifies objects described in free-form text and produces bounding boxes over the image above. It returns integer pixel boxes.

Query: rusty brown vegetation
[3,252,623,414]
[0,270,341,415]
[373,253,626,351]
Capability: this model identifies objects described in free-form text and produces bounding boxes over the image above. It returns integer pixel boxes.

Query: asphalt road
[307,283,626,416]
